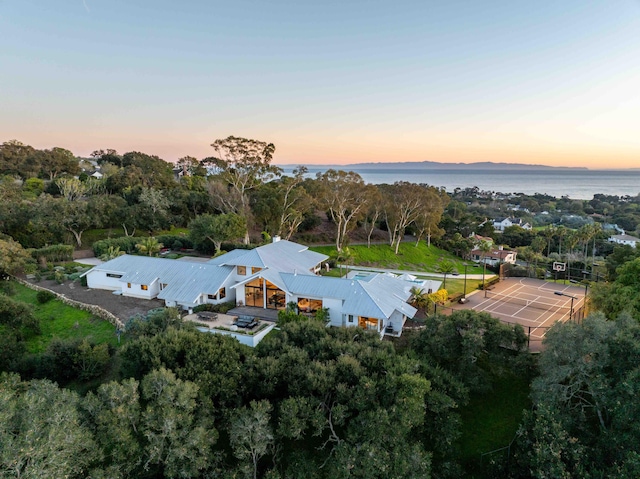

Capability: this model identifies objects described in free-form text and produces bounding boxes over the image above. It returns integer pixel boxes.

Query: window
[127,283,131,288]
[141,285,148,291]
[252,267,262,274]
[218,287,226,299]
[106,273,123,278]
[160,283,167,290]
[237,266,246,276]
[207,294,216,300]
[348,315,354,323]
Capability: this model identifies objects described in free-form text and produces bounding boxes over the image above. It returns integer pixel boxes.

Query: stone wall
[15,277,125,330]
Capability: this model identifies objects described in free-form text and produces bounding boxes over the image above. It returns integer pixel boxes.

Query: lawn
[310,242,471,272]
[458,372,531,475]
[12,282,119,353]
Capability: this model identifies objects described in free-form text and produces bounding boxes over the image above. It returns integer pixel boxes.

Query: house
[609,234,640,248]
[493,217,532,232]
[469,245,517,267]
[469,233,493,247]
[84,238,421,340]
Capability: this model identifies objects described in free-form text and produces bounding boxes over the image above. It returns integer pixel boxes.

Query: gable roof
[87,255,234,303]
[211,240,327,274]
[280,272,417,320]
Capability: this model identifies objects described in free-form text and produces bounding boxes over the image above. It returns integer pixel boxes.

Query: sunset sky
[2,1,640,168]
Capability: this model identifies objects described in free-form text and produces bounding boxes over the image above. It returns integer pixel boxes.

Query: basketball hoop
[553,262,566,272]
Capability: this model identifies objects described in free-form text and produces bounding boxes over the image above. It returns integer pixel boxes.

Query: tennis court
[455,277,588,350]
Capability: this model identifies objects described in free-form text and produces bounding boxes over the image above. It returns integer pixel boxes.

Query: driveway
[23,278,165,322]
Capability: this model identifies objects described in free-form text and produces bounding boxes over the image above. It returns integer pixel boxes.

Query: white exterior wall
[322,297,345,327]
[123,279,159,299]
[387,310,405,332]
[235,284,246,306]
[86,271,125,291]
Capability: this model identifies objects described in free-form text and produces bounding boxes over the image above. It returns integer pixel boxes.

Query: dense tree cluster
[0,304,530,478]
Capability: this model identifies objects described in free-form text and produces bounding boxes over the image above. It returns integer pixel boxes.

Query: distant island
[278,160,589,171]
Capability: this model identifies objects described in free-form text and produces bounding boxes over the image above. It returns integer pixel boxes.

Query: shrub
[30,244,74,264]
[36,290,55,304]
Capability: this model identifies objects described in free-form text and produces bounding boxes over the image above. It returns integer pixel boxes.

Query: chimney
[272,235,281,243]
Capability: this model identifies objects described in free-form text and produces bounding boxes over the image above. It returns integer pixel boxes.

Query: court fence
[427,291,589,350]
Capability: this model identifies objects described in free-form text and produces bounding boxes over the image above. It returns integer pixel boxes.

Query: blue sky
[2,0,640,167]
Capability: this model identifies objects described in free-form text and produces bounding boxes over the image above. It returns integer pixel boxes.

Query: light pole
[555,291,577,322]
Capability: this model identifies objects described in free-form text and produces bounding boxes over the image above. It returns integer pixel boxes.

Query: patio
[228,306,280,322]
[184,311,262,332]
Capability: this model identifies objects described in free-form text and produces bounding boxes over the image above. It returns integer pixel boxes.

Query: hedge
[30,244,74,263]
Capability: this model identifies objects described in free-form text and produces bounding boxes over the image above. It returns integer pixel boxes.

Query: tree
[83,378,142,478]
[99,245,125,261]
[0,374,98,478]
[57,199,94,247]
[362,185,384,248]
[230,400,274,479]
[381,182,425,254]
[414,187,449,247]
[176,155,206,176]
[136,236,163,256]
[55,177,86,201]
[0,236,32,278]
[436,260,455,290]
[38,147,80,180]
[316,170,369,252]
[0,140,37,178]
[276,166,312,239]
[205,136,280,244]
[140,368,213,478]
[188,213,246,255]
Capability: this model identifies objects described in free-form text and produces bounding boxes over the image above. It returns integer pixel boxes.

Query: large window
[358,316,378,331]
[252,267,262,274]
[237,266,246,276]
[266,280,285,310]
[297,298,322,314]
[218,287,226,299]
[141,285,148,291]
[245,278,264,307]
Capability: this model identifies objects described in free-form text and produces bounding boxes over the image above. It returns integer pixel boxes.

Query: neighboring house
[609,234,640,248]
[469,233,494,247]
[88,170,103,179]
[469,245,517,267]
[84,238,421,338]
[493,217,532,231]
[172,166,190,180]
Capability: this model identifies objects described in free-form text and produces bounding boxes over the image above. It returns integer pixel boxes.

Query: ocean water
[283,167,640,200]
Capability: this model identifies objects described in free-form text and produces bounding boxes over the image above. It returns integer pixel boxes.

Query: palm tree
[99,245,124,261]
[436,259,455,290]
[136,237,163,257]
[409,286,430,309]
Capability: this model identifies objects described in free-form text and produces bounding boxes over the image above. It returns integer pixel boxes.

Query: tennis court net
[486,291,573,313]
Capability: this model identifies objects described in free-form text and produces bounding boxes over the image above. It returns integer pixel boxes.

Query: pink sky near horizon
[3,2,640,170]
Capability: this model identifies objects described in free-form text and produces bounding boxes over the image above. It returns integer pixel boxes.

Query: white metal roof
[281,273,417,320]
[87,255,234,304]
[214,240,327,274]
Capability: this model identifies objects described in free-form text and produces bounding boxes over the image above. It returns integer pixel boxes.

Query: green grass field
[458,372,531,472]
[311,242,471,272]
[12,283,119,353]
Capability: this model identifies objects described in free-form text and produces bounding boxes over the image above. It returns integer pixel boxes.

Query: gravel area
[23,278,166,321]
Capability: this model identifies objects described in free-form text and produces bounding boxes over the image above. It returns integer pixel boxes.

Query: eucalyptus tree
[381,182,425,254]
[362,184,383,247]
[316,169,369,252]
[204,136,280,244]
[414,186,449,247]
